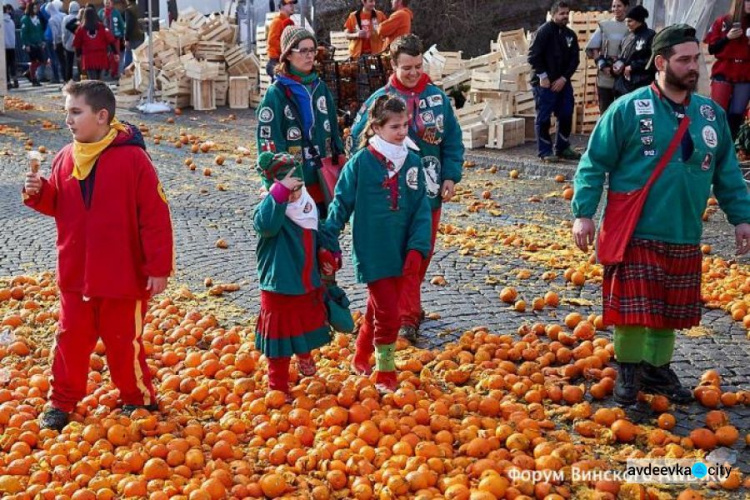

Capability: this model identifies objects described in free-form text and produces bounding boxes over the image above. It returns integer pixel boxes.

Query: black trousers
[65,50,76,82]
[5,49,16,81]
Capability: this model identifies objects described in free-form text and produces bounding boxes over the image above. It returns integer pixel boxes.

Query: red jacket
[704,14,750,82]
[24,125,174,300]
[73,23,117,71]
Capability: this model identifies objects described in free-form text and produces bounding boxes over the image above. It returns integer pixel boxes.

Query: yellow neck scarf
[72,119,129,180]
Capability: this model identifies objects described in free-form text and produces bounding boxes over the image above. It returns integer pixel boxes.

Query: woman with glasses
[255,26,344,218]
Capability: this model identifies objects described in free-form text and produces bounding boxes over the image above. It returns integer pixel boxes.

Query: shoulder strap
[355,8,362,30]
[645,116,691,191]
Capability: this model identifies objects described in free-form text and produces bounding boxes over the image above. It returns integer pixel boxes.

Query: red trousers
[710,80,733,111]
[359,277,403,349]
[399,208,442,327]
[50,292,156,413]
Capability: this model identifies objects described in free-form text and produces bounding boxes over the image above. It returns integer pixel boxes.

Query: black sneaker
[613,362,641,405]
[40,408,69,431]
[122,403,160,416]
[399,325,418,343]
[32,80,42,87]
[640,362,693,404]
[540,154,559,163]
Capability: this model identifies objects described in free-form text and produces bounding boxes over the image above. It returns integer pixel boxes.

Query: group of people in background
[4,0,144,89]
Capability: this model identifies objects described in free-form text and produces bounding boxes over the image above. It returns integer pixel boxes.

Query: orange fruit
[260,473,288,498]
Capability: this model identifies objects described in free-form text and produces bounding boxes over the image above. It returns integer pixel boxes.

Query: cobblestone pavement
[1,86,748,478]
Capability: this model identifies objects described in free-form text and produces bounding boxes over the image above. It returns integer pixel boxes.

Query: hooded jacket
[46,1,65,45]
[63,2,81,52]
[24,123,174,299]
[3,13,15,49]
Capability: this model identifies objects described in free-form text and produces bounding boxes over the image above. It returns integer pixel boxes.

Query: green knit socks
[613,325,675,366]
[375,343,396,372]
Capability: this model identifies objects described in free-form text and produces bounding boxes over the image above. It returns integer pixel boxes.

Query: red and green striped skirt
[602,238,703,329]
[255,288,331,358]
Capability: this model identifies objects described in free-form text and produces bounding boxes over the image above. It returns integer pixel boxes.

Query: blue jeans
[533,83,575,157]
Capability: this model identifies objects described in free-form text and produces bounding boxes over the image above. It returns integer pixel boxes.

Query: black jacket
[614,24,656,96]
[528,21,580,85]
[124,4,144,43]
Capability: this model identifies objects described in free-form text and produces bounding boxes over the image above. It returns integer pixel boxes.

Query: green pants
[613,325,675,366]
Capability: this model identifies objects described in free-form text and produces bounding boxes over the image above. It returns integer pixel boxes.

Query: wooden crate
[184,60,220,80]
[330,31,349,62]
[513,91,535,116]
[195,41,226,61]
[191,79,216,111]
[116,93,141,109]
[497,29,528,60]
[462,123,489,149]
[486,118,525,149]
[228,77,250,109]
[455,102,486,127]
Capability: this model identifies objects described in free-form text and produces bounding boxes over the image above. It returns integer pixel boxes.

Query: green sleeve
[115,10,125,38]
[440,96,464,183]
[255,87,288,154]
[253,193,287,238]
[322,155,359,246]
[407,162,434,258]
[712,109,750,226]
[325,87,344,154]
[572,104,623,218]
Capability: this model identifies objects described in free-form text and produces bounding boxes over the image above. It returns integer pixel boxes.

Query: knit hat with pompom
[257,151,302,189]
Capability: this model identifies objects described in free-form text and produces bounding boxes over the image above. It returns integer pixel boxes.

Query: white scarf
[285,186,318,230]
[368,135,419,178]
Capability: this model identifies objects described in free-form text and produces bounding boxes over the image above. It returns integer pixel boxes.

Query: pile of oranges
[0,271,748,499]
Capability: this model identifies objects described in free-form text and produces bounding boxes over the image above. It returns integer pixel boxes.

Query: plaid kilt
[602,238,702,329]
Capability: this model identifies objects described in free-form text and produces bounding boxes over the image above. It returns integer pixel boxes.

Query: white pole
[147,0,155,104]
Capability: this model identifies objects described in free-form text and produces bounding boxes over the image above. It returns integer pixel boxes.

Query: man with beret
[528,1,581,163]
[572,24,750,406]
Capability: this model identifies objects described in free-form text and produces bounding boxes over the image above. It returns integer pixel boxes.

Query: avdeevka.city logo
[507,459,733,484]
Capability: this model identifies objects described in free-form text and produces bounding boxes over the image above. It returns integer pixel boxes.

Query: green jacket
[573,84,750,245]
[98,8,125,39]
[20,15,44,47]
[350,80,464,210]
[256,79,344,194]
[253,194,323,295]
[322,148,432,283]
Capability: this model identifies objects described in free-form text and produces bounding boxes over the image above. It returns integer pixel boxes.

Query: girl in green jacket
[20,3,45,86]
[323,96,432,393]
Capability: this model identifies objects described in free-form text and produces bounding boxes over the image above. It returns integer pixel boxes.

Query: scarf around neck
[368,135,418,177]
[285,186,318,230]
[387,73,432,137]
[72,119,129,180]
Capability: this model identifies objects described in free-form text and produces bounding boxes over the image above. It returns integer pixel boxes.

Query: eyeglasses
[291,47,316,57]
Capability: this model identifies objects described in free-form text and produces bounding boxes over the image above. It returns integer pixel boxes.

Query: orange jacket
[267,12,294,60]
[344,9,388,58]
[378,7,413,48]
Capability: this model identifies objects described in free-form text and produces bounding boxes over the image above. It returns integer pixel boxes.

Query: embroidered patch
[422,127,441,145]
[420,111,435,124]
[634,99,654,115]
[284,105,295,120]
[258,107,274,122]
[317,96,328,114]
[406,166,419,190]
[639,118,653,134]
[421,156,441,198]
[566,35,574,48]
[419,99,427,109]
[700,104,716,122]
[702,125,718,148]
[641,135,653,146]
[157,182,167,203]
[287,127,302,141]
[323,120,331,132]
[435,115,444,133]
[642,148,656,157]
[259,126,272,138]
[260,140,276,152]
[427,95,443,107]
[303,201,313,213]
[701,153,713,171]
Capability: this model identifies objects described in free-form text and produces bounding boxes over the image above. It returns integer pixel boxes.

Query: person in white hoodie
[62,1,80,82]
[3,4,18,88]
[45,0,66,85]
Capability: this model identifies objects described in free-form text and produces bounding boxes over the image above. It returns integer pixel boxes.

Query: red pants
[359,277,403,349]
[399,208,442,327]
[50,292,156,413]
[267,353,312,392]
[710,80,732,111]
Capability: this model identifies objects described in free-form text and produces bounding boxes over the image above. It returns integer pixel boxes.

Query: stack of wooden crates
[116,7,260,111]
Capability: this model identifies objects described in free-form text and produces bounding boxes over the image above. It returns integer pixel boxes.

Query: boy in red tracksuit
[23,80,174,431]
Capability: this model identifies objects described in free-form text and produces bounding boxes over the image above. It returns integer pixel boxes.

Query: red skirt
[602,238,702,329]
[255,288,331,358]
